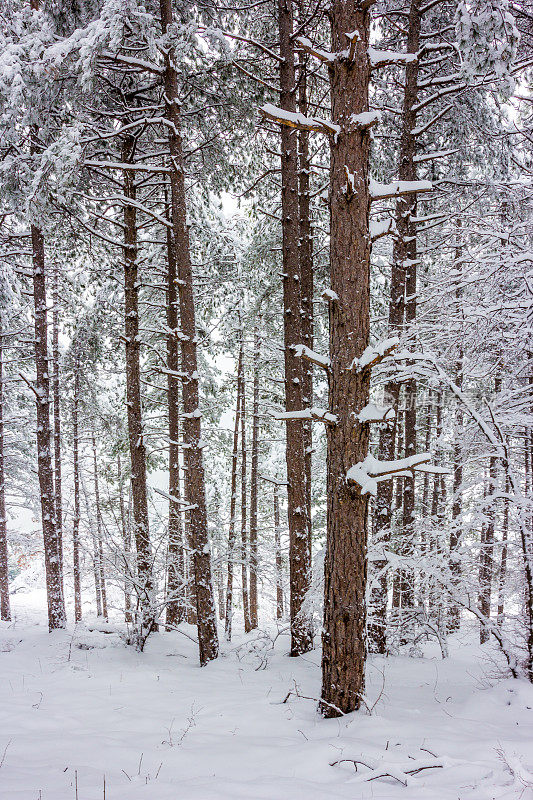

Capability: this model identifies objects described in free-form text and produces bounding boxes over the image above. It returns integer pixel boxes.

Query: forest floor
[1,591,532,800]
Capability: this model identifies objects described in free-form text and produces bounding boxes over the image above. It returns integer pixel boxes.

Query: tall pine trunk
[122,133,155,640]
[320,0,371,717]
[160,0,219,664]
[165,209,186,628]
[278,0,312,657]
[298,45,314,568]
[369,0,421,651]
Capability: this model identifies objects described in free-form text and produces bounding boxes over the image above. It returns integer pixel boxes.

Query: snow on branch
[370,179,433,201]
[350,337,399,372]
[346,453,449,496]
[350,110,381,130]
[273,407,337,425]
[370,218,397,241]
[292,344,330,370]
[295,36,335,64]
[368,48,417,69]
[321,288,339,303]
[260,104,340,136]
[413,149,458,163]
[357,403,395,423]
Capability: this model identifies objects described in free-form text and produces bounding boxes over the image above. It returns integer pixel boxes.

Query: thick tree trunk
[160,0,219,664]
[278,0,312,657]
[92,433,107,621]
[0,330,11,621]
[320,1,371,717]
[165,212,186,628]
[225,343,243,641]
[249,324,260,629]
[72,366,81,622]
[122,134,155,639]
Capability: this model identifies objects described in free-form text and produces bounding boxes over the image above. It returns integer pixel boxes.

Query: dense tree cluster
[0,0,531,715]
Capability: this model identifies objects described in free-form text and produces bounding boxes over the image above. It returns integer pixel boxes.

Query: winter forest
[0,0,532,797]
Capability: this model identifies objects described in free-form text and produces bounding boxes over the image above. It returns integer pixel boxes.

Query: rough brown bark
[397,0,421,614]
[165,210,186,629]
[160,0,219,664]
[369,0,421,651]
[278,0,312,657]
[122,133,155,638]
[72,365,81,622]
[320,1,372,717]
[249,324,260,629]
[298,44,314,566]
[225,343,243,640]
[0,330,11,621]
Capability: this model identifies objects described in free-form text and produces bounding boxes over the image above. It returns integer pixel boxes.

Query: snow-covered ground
[1,590,532,800]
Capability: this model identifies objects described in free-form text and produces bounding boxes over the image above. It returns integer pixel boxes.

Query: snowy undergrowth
[1,592,532,800]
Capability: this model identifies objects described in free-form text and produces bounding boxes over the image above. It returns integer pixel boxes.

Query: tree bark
[398,0,422,614]
[369,0,421,650]
[165,207,186,628]
[320,1,372,717]
[241,362,251,633]
[52,263,63,586]
[160,0,219,664]
[274,482,284,620]
[249,323,261,629]
[225,342,243,641]
[31,222,66,631]
[278,0,312,657]
[298,42,314,569]
[122,133,155,639]
[92,432,107,620]
[479,381,499,644]
[117,453,132,623]
[72,365,81,622]
[0,329,11,621]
